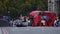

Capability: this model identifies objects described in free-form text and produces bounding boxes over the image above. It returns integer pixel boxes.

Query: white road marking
[2,28,9,34]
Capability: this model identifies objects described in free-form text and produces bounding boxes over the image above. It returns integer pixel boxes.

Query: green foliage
[0,0,48,16]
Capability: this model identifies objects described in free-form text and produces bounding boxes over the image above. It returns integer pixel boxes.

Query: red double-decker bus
[29,11,57,27]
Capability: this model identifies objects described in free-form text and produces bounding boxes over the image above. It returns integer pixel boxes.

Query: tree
[0,0,48,17]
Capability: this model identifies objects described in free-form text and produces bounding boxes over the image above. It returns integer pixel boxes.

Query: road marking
[2,28,9,34]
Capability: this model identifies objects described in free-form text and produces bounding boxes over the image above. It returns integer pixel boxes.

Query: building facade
[48,0,60,12]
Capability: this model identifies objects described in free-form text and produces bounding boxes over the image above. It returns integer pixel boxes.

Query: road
[0,27,60,34]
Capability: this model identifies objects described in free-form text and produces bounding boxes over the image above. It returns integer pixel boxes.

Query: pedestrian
[9,19,14,27]
[13,17,23,27]
[54,17,60,27]
[22,16,28,27]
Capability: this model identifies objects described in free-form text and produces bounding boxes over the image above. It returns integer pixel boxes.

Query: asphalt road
[0,27,60,34]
